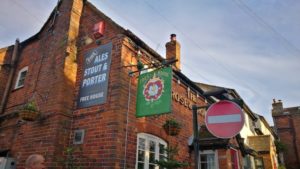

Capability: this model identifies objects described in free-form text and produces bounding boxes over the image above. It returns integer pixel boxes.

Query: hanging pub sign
[77,42,112,108]
[136,67,172,117]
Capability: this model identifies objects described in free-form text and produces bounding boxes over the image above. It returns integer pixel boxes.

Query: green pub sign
[136,67,172,117]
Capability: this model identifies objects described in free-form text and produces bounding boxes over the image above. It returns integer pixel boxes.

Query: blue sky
[1,0,299,124]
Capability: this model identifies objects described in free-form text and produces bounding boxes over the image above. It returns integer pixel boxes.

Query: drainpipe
[0,39,20,114]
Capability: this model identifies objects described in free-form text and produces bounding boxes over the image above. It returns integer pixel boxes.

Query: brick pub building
[272,100,300,169]
[1,0,247,168]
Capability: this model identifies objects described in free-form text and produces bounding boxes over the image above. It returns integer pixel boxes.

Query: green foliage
[22,101,38,112]
[165,145,179,159]
[56,146,83,169]
[278,164,286,169]
[155,160,189,169]
[275,140,287,153]
[163,119,182,129]
[163,119,182,136]
[155,145,189,169]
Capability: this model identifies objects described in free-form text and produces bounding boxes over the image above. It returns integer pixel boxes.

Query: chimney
[165,34,181,70]
[272,99,283,116]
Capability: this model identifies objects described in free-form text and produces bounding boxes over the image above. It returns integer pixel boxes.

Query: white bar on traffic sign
[207,114,241,124]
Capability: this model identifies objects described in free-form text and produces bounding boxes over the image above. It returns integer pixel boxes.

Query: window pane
[208,161,215,169]
[20,71,27,78]
[159,154,165,161]
[138,150,145,162]
[200,154,207,161]
[201,162,208,169]
[207,154,214,163]
[149,152,155,163]
[149,164,155,169]
[139,138,146,150]
[18,71,27,87]
[138,162,144,169]
[18,78,25,86]
[255,157,264,169]
[200,153,215,169]
[255,159,262,165]
[159,143,165,154]
[243,156,251,169]
[136,134,167,169]
[149,140,155,152]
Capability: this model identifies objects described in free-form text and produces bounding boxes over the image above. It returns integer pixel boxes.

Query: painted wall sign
[172,87,197,110]
[172,91,194,109]
[77,42,112,108]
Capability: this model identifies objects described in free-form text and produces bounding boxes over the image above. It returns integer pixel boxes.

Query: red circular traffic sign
[205,100,244,138]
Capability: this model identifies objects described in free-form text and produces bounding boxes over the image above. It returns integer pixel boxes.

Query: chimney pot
[170,34,176,41]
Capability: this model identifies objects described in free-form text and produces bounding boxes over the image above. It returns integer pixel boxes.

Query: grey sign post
[77,42,112,108]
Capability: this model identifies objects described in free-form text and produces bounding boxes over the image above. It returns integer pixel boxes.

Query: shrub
[22,101,38,112]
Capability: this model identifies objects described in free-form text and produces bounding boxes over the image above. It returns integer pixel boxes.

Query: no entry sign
[205,100,244,138]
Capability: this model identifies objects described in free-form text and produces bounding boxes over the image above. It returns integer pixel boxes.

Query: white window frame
[73,129,85,144]
[14,66,28,89]
[199,150,219,169]
[136,133,167,169]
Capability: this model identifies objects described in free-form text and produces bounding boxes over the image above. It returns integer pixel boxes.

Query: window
[230,148,239,169]
[255,157,265,169]
[248,117,255,133]
[199,150,219,169]
[243,155,253,169]
[15,66,28,89]
[73,129,85,144]
[136,133,167,169]
[283,111,290,115]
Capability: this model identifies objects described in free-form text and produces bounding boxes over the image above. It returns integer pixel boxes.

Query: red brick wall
[274,114,300,169]
[119,39,208,168]
[71,2,126,167]
[274,116,290,129]
[0,0,81,168]
[218,149,229,169]
[217,147,244,169]
[72,15,208,168]
[0,1,245,169]
[69,3,210,168]
[294,115,300,168]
